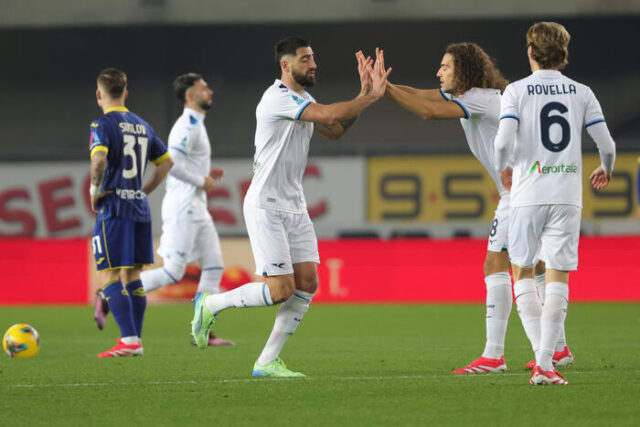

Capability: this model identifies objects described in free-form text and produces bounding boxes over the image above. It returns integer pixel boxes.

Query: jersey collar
[184,107,205,124]
[105,106,129,113]
[532,69,563,79]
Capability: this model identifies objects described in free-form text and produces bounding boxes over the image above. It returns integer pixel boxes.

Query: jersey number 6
[540,101,570,152]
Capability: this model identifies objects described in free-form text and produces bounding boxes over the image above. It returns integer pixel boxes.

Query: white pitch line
[7,371,592,389]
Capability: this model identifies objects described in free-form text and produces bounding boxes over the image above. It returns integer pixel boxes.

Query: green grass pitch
[1,303,639,426]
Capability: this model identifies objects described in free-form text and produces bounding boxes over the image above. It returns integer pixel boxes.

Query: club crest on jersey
[291,95,305,105]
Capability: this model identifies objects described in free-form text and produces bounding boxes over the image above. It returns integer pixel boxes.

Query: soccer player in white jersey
[495,22,616,385]
[384,42,572,374]
[95,73,233,346]
[191,37,391,377]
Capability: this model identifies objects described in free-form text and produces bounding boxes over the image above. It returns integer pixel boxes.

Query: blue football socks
[103,280,137,338]
[125,279,147,338]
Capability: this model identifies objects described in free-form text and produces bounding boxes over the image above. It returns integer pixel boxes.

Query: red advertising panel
[0,236,638,304]
[316,236,640,303]
[0,238,89,304]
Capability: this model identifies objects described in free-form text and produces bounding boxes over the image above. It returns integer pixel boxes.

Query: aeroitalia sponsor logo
[529,161,578,174]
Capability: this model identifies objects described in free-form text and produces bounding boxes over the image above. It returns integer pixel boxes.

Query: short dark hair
[173,73,203,103]
[274,37,310,66]
[97,68,127,98]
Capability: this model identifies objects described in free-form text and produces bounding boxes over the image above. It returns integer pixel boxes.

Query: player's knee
[483,251,509,277]
[267,277,296,303]
[296,273,318,294]
[162,261,187,283]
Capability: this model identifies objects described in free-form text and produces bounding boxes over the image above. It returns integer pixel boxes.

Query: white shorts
[487,194,510,253]
[157,216,223,269]
[508,204,581,271]
[243,201,320,276]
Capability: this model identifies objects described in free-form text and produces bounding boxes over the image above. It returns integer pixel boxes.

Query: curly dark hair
[445,42,508,94]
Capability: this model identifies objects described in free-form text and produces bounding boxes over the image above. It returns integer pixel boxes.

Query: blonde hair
[527,22,571,70]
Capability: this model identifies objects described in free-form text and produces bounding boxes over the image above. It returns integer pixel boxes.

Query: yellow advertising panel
[368,154,638,222]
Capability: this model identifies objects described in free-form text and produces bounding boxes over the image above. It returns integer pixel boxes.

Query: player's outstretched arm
[304,48,391,140]
[384,82,464,120]
[142,156,174,195]
[387,84,444,102]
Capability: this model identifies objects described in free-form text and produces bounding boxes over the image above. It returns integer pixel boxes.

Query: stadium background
[1,0,639,304]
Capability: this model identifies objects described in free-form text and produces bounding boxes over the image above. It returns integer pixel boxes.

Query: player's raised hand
[499,166,513,191]
[202,176,216,192]
[370,47,392,99]
[210,167,225,181]
[589,165,611,190]
[356,50,373,96]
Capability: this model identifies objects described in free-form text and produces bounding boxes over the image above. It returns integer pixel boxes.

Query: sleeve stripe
[151,152,172,165]
[90,146,108,158]
[439,87,450,101]
[169,146,188,156]
[452,100,470,119]
[585,118,605,128]
[499,114,520,122]
[295,101,311,120]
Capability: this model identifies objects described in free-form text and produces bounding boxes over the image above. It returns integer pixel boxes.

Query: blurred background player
[94,73,234,346]
[383,42,573,373]
[495,22,615,385]
[190,37,391,377]
[90,68,173,357]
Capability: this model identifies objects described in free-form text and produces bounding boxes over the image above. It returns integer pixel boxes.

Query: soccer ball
[3,324,40,358]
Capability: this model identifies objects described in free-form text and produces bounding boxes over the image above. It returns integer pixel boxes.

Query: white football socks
[140,267,176,293]
[537,281,569,371]
[513,278,542,355]
[481,272,512,359]
[197,267,223,294]
[534,272,569,352]
[205,282,273,315]
[534,272,546,302]
[256,290,313,366]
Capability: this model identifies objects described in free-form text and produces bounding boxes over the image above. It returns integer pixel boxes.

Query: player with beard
[191,37,391,377]
[94,73,233,346]
[382,42,573,373]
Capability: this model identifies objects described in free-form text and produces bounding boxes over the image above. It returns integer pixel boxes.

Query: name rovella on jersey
[526,84,577,96]
[529,160,578,174]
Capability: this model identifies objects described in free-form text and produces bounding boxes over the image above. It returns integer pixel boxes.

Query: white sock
[481,272,512,359]
[256,290,313,366]
[121,336,138,345]
[535,273,569,352]
[513,279,542,355]
[205,282,273,315]
[534,273,546,304]
[140,267,176,293]
[198,267,223,294]
[537,281,569,371]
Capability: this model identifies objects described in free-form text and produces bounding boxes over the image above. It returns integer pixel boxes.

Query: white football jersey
[244,79,316,213]
[500,70,605,208]
[163,108,211,220]
[441,87,508,196]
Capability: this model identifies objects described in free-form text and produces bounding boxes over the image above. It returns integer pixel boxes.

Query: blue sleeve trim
[202,266,224,271]
[169,146,188,156]
[585,118,605,128]
[295,101,311,120]
[439,87,450,101]
[452,99,470,119]
[499,114,520,122]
